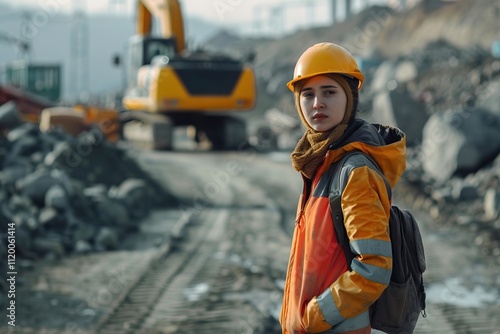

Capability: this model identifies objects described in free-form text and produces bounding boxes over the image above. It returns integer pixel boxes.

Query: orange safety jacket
[280,119,407,334]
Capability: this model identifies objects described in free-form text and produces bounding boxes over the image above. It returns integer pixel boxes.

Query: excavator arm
[136,0,185,53]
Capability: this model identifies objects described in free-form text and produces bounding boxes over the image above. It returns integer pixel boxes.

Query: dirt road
[2,148,499,333]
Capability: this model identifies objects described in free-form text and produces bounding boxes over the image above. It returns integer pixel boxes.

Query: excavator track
[121,111,174,150]
[121,111,249,151]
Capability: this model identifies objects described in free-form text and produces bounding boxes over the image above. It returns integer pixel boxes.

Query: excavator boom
[136,0,185,53]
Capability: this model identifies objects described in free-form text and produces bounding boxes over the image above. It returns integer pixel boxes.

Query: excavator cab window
[127,36,176,90]
[145,39,176,65]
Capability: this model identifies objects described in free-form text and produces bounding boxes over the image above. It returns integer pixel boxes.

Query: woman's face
[299,75,347,132]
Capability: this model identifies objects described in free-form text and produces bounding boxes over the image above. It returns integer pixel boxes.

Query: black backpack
[328,151,427,334]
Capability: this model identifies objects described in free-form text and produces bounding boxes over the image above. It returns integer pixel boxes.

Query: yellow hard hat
[287,42,364,92]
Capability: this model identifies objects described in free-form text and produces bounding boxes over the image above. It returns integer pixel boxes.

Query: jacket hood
[321,118,406,188]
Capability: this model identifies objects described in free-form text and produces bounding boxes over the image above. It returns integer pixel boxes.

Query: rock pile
[362,40,500,258]
[0,116,173,261]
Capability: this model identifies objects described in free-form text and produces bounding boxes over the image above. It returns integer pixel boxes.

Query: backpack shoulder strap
[328,151,391,266]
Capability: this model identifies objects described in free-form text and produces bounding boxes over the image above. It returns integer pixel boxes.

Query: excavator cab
[126,36,177,90]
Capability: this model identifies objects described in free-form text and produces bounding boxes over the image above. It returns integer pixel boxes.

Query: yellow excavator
[120,0,256,150]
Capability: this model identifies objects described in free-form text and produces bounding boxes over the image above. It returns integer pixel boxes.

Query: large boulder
[476,80,500,116]
[368,60,397,93]
[421,106,500,182]
[364,59,429,145]
[372,87,428,145]
[0,101,23,130]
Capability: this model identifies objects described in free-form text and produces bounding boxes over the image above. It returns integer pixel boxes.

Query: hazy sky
[2,0,388,35]
[3,0,328,19]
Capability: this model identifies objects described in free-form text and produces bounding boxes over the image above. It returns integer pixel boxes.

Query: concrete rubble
[364,41,500,259]
[0,113,174,264]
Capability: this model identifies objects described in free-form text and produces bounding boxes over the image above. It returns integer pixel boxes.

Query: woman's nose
[313,96,324,109]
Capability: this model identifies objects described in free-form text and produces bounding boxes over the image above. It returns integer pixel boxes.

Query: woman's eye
[324,90,335,95]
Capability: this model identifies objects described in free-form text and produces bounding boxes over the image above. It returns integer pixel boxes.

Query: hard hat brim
[287,71,364,92]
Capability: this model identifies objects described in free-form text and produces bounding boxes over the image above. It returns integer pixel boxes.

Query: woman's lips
[312,113,327,121]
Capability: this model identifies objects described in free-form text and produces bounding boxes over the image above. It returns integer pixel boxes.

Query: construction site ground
[2,149,499,334]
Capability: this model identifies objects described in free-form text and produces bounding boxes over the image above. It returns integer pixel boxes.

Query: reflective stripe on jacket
[280,119,407,334]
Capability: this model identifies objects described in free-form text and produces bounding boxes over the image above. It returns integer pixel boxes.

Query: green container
[5,60,62,102]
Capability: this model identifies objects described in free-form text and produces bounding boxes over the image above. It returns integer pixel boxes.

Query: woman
[280,43,407,333]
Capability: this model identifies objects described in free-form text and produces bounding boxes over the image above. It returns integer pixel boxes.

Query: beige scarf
[291,74,354,179]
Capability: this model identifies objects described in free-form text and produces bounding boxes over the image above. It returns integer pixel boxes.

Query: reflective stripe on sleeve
[317,287,345,326]
[333,311,370,332]
[351,258,391,285]
[349,239,392,257]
